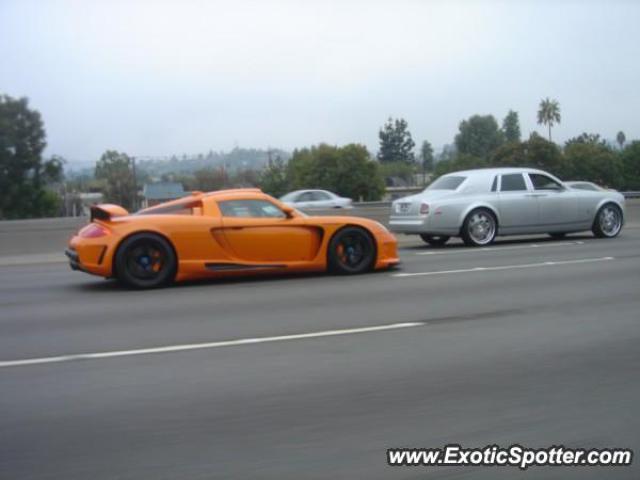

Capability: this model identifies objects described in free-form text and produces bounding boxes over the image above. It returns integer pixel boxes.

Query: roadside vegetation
[1,93,639,219]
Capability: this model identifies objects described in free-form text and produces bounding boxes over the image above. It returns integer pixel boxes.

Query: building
[141,182,186,208]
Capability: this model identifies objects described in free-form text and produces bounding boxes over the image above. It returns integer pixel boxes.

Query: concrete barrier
[1,200,638,258]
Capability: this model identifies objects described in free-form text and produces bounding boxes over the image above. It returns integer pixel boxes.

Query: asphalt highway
[1,229,639,479]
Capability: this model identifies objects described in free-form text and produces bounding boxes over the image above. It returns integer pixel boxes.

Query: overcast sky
[1,0,638,163]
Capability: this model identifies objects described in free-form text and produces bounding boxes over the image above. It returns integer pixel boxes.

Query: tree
[563,141,622,189]
[616,131,626,150]
[420,140,434,172]
[95,150,137,210]
[288,144,384,201]
[191,167,227,192]
[377,117,415,164]
[491,132,564,177]
[259,156,289,197]
[537,97,561,142]
[565,132,607,148]
[620,141,640,190]
[0,94,63,219]
[502,110,521,143]
[454,114,504,158]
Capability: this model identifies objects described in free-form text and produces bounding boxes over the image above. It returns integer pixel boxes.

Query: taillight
[420,203,430,215]
[79,223,110,238]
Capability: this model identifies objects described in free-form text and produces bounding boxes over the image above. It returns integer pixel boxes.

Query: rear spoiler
[90,204,129,222]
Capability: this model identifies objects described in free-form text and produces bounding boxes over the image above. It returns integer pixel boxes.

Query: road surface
[1,230,639,479]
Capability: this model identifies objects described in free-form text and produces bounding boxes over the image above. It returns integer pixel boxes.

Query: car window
[426,175,466,190]
[218,199,286,218]
[500,173,528,192]
[491,176,498,192]
[312,191,331,201]
[298,192,315,202]
[529,173,563,191]
[571,183,598,191]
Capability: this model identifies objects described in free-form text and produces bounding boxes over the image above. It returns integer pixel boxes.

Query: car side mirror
[282,204,295,218]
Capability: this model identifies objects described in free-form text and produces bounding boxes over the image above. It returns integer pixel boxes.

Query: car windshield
[425,175,466,191]
[279,192,299,201]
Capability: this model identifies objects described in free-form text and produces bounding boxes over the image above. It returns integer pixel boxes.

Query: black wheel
[549,232,567,239]
[115,233,177,289]
[592,203,623,238]
[328,227,376,274]
[419,234,450,246]
[461,208,497,247]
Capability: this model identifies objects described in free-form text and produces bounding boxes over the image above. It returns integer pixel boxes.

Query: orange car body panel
[67,189,399,282]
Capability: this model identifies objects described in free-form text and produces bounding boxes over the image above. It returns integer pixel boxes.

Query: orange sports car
[66,188,399,288]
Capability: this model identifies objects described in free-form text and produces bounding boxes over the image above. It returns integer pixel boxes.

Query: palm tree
[537,98,561,142]
[616,131,626,149]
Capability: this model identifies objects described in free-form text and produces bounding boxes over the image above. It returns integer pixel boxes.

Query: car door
[527,173,580,228]
[309,191,335,208]
[217,198,320,263]
[497,173,539,233]
[294,192,315,209]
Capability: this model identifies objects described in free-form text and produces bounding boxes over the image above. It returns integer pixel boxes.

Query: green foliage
[289,144,385,201]
[620,141,640,190]
[563,141,622,189]
[616,131,626,149]
[379,161,416,186]
[190,167,228,192]
[377,117,415,164]
[454,115,504,159]
[94,150,137,210]
[491,133,564,176]
[565,132,607,148]
[259,156,289,197]
[434,154,488,176]
[0,94,63,219]
[420,140,434,172]
[502,110,521,143]
[537,97,561,141]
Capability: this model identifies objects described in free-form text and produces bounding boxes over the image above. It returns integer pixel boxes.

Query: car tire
[115,233,177,289]
[461,208,497,247]
[327,227,376,274]
[549,232,567,239]
[592,203,623,238]
[419,234,450,246]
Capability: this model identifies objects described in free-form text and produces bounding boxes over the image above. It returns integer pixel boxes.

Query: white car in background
[565,181,610,192]
[280,190,353,209]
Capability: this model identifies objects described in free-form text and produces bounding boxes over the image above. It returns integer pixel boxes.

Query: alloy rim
[468,212,495,245]
[336,234,368,268]
[126,244,166,280]
[599,206,621,237]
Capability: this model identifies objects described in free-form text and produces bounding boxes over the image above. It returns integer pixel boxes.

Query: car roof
[138,188,267,213]
[442,167,554,178]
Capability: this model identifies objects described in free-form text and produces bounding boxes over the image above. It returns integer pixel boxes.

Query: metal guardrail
[623,191,640,198]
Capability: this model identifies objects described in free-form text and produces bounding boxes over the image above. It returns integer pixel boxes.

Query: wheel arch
[458,203,500,234]
[593,198,625,224]
[325,223,378,266]
[111,230,179,278]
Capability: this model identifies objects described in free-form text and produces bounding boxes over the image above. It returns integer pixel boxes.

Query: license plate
[397,203,411,213]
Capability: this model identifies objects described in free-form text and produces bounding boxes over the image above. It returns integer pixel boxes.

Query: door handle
[526,193,547,197]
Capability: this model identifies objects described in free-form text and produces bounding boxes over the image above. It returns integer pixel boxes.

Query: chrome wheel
[467,211,496,245]
[598,205,622,237]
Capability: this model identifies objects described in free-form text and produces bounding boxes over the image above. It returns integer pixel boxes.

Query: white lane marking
[0,322,425,369]
[416,241,584,256]
[392,256,614,278]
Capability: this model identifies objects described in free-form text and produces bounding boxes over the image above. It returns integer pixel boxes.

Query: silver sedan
[389,167,625,246]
